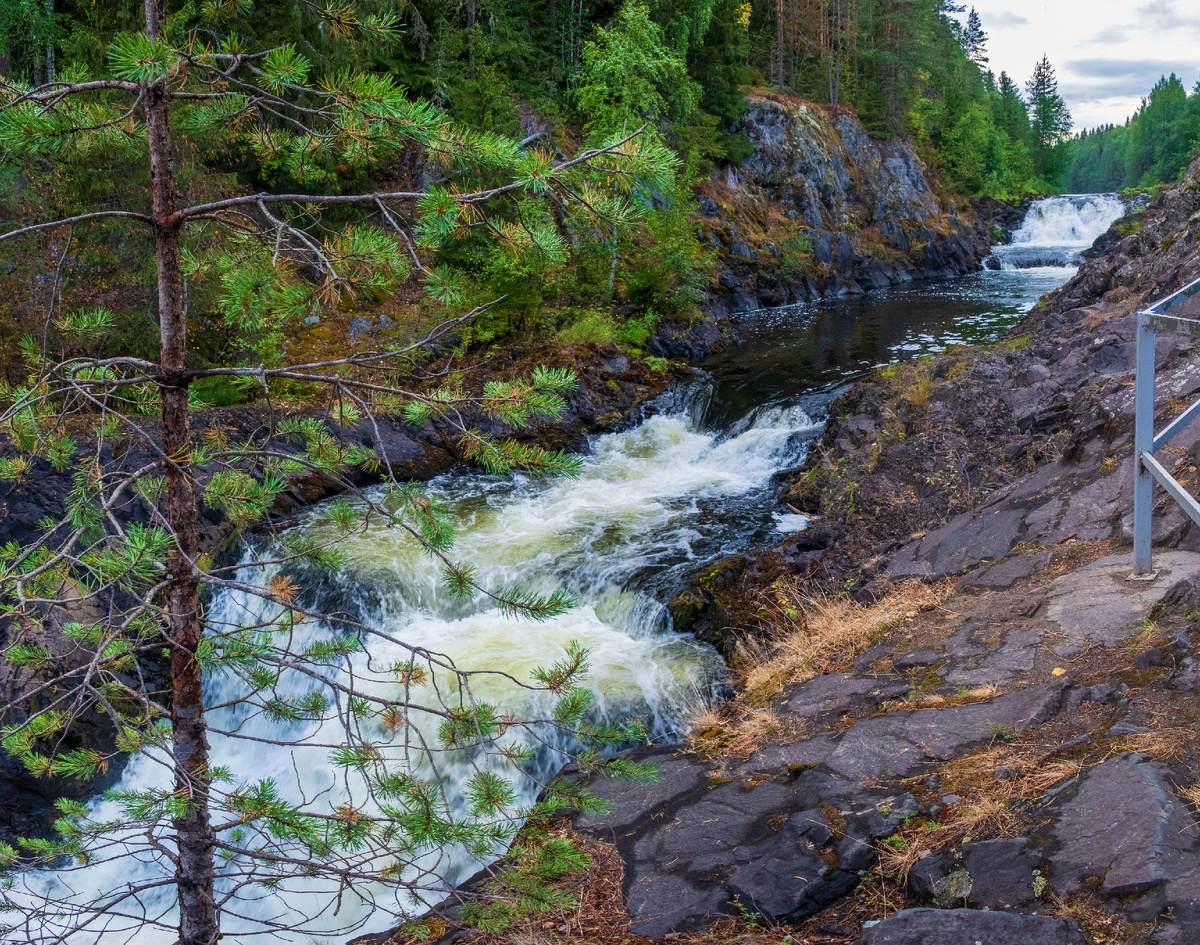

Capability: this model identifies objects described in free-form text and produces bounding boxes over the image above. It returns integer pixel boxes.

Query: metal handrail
[1132,275,1200,575]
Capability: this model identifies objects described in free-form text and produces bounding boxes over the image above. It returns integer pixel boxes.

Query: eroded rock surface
[859,909,1087,945]
[701,96,990,315]
[575,542,1200,941]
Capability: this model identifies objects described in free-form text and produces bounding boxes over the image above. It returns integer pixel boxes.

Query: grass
[879,718,1200,887]
[555,311,618,346]
[740,578,953,705]
[688,578,953,760]
[877,742,1091,884]
[878,358,937,408]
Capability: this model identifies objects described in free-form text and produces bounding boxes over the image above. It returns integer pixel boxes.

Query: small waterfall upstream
[986,193,1126,270]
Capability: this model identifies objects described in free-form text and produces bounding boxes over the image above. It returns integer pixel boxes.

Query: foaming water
[33,250,1072,941]
[25,402,821,942]
[988,193,1126,270]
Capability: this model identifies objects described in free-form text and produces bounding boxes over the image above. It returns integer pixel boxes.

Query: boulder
[859,908,1086,945]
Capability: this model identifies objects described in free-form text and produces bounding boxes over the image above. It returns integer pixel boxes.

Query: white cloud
[962,0,1200,128]
[987,11,1029,27]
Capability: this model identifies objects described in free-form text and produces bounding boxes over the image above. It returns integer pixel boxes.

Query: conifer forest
[1,2,1200,945]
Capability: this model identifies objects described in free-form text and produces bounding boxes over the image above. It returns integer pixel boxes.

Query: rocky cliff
[700,94,991,314]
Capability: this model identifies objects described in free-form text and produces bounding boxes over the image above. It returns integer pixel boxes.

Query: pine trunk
[775,0,784,92]
[46,0,56,82]
[144,2,217,943]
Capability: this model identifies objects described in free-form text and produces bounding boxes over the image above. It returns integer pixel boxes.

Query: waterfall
[987,193,1127,270]
[24,399,824,943]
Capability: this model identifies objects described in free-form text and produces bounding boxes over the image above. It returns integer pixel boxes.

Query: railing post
[1133,310,1156,575]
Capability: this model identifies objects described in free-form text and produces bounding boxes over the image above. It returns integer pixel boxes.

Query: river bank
[546,157,1200,944]
[0,92,1128,941]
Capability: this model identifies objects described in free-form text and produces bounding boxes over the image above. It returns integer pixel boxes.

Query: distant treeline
[0,1,1076,200]
[1066,75,1200,193]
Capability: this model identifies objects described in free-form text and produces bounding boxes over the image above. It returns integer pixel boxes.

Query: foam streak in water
[28,402,823,943]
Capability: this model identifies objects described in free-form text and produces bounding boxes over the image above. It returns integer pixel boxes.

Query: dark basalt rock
[908,839,1045,912]
[1050,754,1199,905]
[859,908,1086,945]
[572,681,1074,935]
[701,96,990,316]
[573,745,902,937]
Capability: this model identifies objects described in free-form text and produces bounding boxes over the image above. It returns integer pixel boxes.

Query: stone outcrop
[559,150,1200,945]
[573,547,1200,941]
[700,94,991,314]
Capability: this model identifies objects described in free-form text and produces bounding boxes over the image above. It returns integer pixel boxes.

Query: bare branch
[0,211,154,242]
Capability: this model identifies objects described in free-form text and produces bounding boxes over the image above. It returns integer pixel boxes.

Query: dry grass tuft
[876,793,1024,883]
[877,742,1093,884]
[688,704,801,760]
[739,578,953,706]
[902,682,1000,711]
[688,578,952,761]
[1123,620,1166,654]
[1177,780,1200,811]
[1049,888,1148,943]
[1117,727,1193,765]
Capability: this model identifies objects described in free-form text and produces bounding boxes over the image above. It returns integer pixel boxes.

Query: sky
[958,0,1200,131]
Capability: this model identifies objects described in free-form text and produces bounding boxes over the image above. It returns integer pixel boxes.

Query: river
[21,195,1126,943]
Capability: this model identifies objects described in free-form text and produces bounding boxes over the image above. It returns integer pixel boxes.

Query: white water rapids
[20,400,823,943]
[21,192,1126,943]
[988,193,1126,270]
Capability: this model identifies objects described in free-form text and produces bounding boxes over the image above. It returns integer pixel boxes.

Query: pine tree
[1025,54,1073,180]
[0,2,672,942]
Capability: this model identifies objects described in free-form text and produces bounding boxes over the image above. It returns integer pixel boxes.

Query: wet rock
[348,316,373,339]
[667,589,707,632]
[859,908,1086,945]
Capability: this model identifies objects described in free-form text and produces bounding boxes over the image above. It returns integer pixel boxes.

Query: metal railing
[1132,275,1200,576]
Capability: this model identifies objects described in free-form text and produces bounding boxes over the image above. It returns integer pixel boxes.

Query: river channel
[27,196,1125,943]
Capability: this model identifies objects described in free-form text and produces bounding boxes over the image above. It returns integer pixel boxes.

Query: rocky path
[574,548,1200,944]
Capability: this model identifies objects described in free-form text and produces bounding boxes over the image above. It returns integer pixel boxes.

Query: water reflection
[700,267,1071,426]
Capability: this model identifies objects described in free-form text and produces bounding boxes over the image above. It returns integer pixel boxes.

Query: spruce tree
[1025,54,1073,181]
[964,7,987,65]
[994,70,1029,143]
[0,2,672,942]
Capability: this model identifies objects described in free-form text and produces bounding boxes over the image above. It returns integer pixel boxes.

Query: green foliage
[458,832,593,933]
[1025,54,1073,185]
[575,1,701,137]
[678,0,753,167]
[555,311,619,346]
[1067,73,1200,192]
